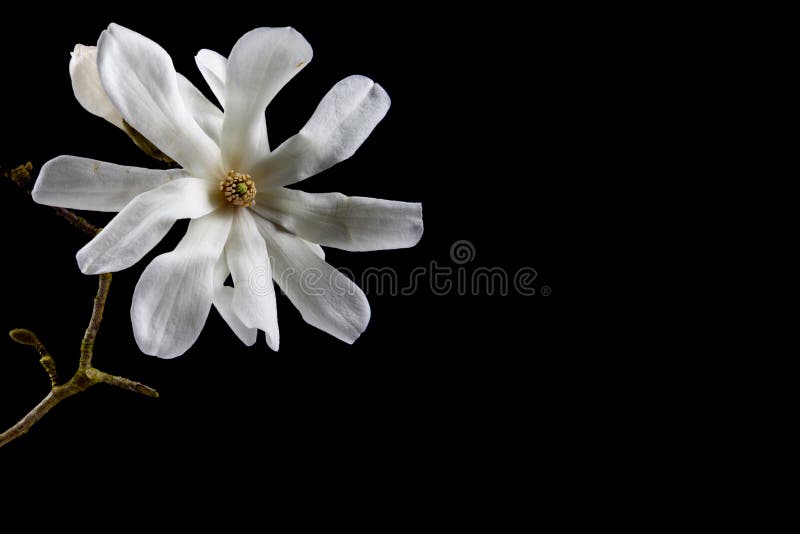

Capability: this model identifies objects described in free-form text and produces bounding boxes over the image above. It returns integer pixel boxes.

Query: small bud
[9,328,39,346]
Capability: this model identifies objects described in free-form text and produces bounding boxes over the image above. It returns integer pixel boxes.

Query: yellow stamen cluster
[220,170,257,207]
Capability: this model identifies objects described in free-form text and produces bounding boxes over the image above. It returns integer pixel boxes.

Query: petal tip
[411,223,424,247]
[71,43,93,58]
[76,246,105,276]
[77,261,98,276]
[412,203,424,245]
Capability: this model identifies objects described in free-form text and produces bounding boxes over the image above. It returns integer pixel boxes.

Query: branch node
[39,355,59,387]
[6,161,33,188]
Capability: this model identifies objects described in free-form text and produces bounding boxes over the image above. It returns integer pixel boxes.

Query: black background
[0,5,574,495]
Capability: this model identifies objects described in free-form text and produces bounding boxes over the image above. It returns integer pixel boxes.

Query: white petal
[33,155,189,212]
[97,23,223,179]
[305,240,325,260]
[226,209,279,350]
[252,189,423,251]
[213,253,231,286]
[221,27,312,172]
[131,211,233,358]
[213,286,258,347]
[69,44,124,129]
[210,255,257,346]
[251,75,389,188]
[76,178,221,274]
[254,218,370,344]
[195,49,227,108]
[196,46,269,170]
[177,74,223,146]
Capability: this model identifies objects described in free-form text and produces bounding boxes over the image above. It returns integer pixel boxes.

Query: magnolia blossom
[33,24,423,358]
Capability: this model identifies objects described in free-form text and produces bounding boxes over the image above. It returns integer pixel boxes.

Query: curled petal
[97,23,222,179]
[69,44,124,129]
[214,286,259,347]
[195,48,227,108]
[226,209,279,350]
[211,255,258,346]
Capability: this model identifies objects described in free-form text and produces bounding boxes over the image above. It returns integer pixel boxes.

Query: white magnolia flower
[33,23,423,358]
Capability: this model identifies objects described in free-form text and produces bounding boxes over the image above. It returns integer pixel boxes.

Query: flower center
[219,170,257,207]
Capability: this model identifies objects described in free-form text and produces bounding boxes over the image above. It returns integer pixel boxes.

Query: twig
[3,162,99,237]
[46,206,99,237]
[80,272,112,368]
[1,163,158,449]
[1,274,159,448]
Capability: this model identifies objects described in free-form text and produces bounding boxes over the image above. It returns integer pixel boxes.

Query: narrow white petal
[196,46,269,169]
[69,44,125,129]
[33,155,189,212]
[305,240,325,260]
[213,253,231,286]
[131,211,233,358]
[213,286,258,347]
[210,255,257,346]
[226,209,279,350]
[177,74,223,146]
[76,178,221,274]
[252,189,423,251]
[251,75,389,188]
[97,23,223,179]
[221,27,312,172]
[195,49,227,107]
[254,218,370,344]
